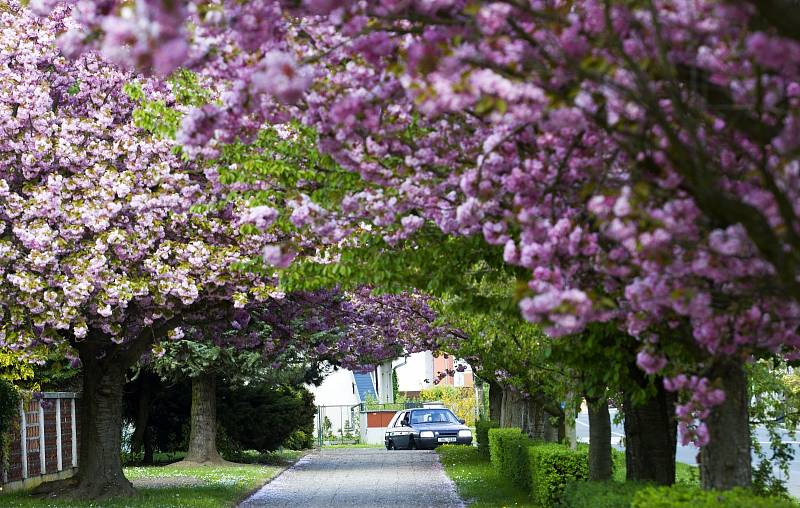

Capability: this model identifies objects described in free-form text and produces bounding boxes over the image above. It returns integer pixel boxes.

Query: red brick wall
[25,400,41,478]
[2,395,80,485]
[7,422,23,482]
[62,400,75,468]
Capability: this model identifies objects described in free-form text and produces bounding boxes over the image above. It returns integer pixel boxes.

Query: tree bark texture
[72,349,135,498]
[564,390,577,450]
[587,395,613,481]
[142,427,154,465]
[130,373,156,457]
[499,386,560,441]
[700,359,752,490]
[183,373,224,464]
[488,380,503,422]
[623,375,677,485]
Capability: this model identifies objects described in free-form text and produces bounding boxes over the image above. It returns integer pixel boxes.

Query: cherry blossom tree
[0,5,290,497]
[29,0,800,490]
[151,287,448,465]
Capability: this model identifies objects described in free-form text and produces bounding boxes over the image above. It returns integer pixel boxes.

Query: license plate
[438,437,457,442]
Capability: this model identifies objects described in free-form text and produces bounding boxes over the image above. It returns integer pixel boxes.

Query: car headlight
[458,430,472,438]
[419,431,435,438]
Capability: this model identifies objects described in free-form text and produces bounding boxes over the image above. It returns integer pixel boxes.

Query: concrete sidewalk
[239,448,465,508]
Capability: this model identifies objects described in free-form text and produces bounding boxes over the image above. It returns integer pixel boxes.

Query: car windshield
[409,409,460,425]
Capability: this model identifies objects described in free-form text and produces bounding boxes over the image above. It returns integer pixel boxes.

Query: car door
[390,411,411,449]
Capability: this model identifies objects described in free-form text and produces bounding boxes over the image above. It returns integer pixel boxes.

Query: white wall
[376,361,394,403]
[308,368,359,407]
[393,351,433,392]
[309,369,361,442]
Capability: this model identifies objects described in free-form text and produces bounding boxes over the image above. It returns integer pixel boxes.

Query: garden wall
[2,392,80,492]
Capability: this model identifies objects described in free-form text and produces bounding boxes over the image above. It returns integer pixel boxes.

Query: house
[308,352,475,445]
[394,351,474,392]
[307,361,394,445]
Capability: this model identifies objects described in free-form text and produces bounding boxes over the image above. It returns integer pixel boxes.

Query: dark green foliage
[631,485,800,508]
[123,376,192,458]
[563,481,649,508]
[0,379,20,474]
[475,418,499,457]
[529,443,589,507]
[218,383,315,452]
[283,430,314,451]
[0,379,19,435]
[488,427,523,470]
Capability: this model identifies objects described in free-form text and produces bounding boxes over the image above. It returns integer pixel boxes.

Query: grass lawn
[438,445,535,507]
[0,451,303,508]
[610,448,699,485]
[438,445,700,508]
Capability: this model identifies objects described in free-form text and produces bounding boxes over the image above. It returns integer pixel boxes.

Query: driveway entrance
[240,448,464,507]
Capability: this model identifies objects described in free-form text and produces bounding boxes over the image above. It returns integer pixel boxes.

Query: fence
[315,403,427,447]
[358,402,422,412]
[3,392,80,492]
[315,404,361,446]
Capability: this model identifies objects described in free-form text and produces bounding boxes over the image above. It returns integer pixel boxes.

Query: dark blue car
[384,408,473,450]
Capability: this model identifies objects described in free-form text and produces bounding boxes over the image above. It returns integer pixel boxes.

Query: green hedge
[488,427,523,471]
[563,480,648,508]
[529,443,589,507]
[504,432,533,490]
[632,485,800,508]
[487,426,532,489]
[475,418,499,457]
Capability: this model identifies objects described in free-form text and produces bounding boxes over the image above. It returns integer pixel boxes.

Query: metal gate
[315,404,361,446]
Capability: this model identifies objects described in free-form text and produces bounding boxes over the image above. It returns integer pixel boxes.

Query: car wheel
[387,440,395,450]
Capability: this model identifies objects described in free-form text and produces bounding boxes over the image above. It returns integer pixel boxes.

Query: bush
[476,418,499,457]
[0,379,19,476]
[218,383,316,452]
[564,480,648,508]
[283,429,314,450]
[529,443,589,507]
[631,485,800,508]
[486,426,532,490]
[504,432,533,490]
[419,385,477,425]
[488,427,523,470]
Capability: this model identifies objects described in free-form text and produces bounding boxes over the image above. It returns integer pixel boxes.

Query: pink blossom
[250,51,312,104]
[636,350,667,374]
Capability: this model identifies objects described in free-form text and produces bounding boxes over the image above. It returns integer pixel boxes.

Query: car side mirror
[458,418,465,424]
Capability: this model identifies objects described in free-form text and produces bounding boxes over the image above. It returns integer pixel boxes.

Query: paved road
[576,409,800,497]
[240,448,465,508]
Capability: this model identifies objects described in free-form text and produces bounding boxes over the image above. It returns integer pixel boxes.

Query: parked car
[384,407,473,450]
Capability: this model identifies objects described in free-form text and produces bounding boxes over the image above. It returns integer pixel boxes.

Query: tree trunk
[72,352,135,498]
[130,373,156,457]
[564,389,577,450]
[527,398,547,440]
[700,359,751,490]
[488,380,503,422]
[183,373,224,464]
[623,378,677,485]
[142,427,154,465]
[586,394,613,481]
[501,387,532,433]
